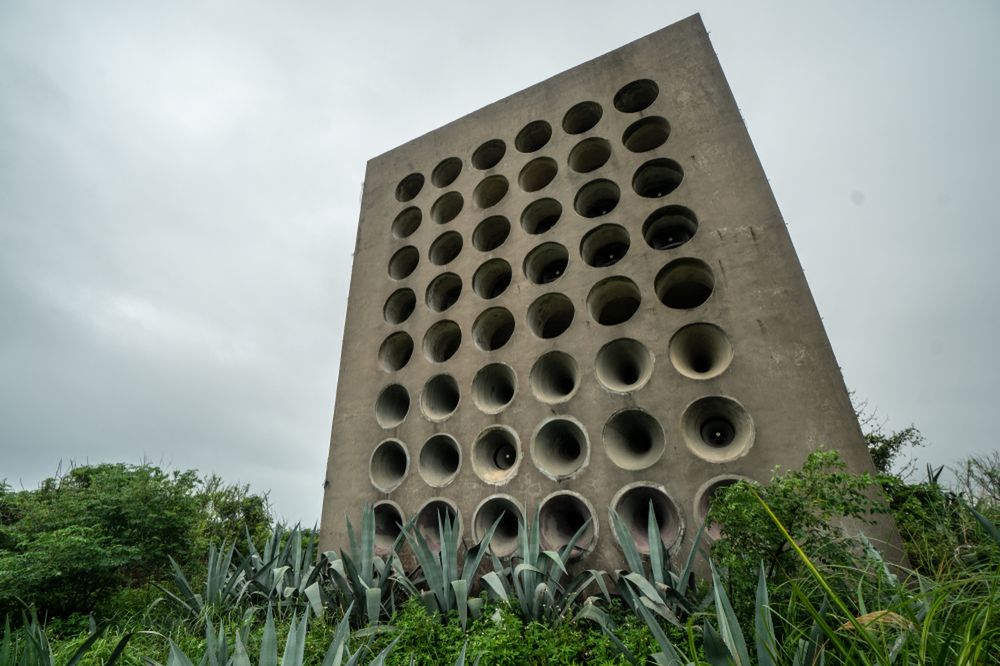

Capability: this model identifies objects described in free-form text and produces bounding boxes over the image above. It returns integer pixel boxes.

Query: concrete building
[319,14,896,570]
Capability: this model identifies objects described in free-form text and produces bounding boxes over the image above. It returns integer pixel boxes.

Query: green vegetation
[1,429,998,665]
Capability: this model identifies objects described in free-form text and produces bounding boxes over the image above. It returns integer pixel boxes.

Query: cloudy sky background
[2,1,997,524]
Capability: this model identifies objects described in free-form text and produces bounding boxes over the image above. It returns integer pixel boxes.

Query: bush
[0,463,272,619]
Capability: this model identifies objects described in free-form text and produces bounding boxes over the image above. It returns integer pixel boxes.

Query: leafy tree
[708,450,885,613]
[0,463,271,618]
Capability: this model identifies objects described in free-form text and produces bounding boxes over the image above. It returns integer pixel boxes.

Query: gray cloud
[2,1,998,523]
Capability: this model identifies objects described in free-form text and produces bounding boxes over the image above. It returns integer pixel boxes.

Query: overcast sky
[1,1,997,525]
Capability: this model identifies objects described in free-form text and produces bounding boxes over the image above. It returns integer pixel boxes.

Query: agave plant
[606,502,710,628]
[155,541,250,620]
[327,505,409,628]
[480,508,610,625]
[244,524,326,617]
[392,510,498,630]
[148,604,397,666]
[581,561,825,666]
[1,612,133,666]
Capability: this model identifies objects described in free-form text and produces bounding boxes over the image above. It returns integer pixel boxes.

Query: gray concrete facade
[319,14,898,570]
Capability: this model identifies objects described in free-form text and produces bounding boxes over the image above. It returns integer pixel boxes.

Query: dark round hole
[420,375,460,421]
[563,101,603,135]
[423,320,462,363]
[654,258,715,310]
[518,157,558,193]
[515,120,552,153]
[396,173,424,202]
[431,191,464,224]
[580,224,630,268]
[378,332,413,372]
[622,116,670,153]
[472,307,515,351]
[613,79,659,113]
[701,417,735,447]
[473,258,512,299]
[391,207,422,239]
[587,277,641,326]
[425,273,462,313]
[527,293,574,339]
[474,175,509,209]
[574,179,620,218]
[521,198,563,235]
[388,246,419,280]
[568,137,612,173]
[633,158,683,198]
[432,157,462,188]
[383,288,416,324]
[643,206,698,250]
[429,231,463,266]
[529,351,580,404]
[524,242,569,285]
[473,216,511,252]
[472,139,506,170]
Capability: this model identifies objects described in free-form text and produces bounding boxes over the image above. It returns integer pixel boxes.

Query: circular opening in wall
[472,362,516,414]
[695,476,747,540]
[568,137,612,173]
[383,288,416,325]
[474,175,509,209]
[669,323,733,379]
[415,498,461,553]
[527,293,574,339]
[378,332,413,372]
[562,101,603,135]
[531,417,588,480]
[633,158,683,198]
[529,351,580,404]
[681,396,755,462]
[516,120,552,153]
[610,483,682,554]
[574,179,620,218]
[539,491,597,557]
[472,139,506,170]
[391,207,422,239]
[418,434,461,487]
[622,116,670,153]
[587,276,641,326]
[614,79,659,113]
[472,259,511,300]
[422,320,461,363]
[472,426,521,484]
[521,198,562,235]
[429,231,463,266]
[472,307,515,351]
[595,338,653,393]
[431,191,464,224]
[603,409,665,470]
[473,216,510,251]
[373,501,404,554]
[369,439,408,492]
[388,246,419,280]
[518,157,558,193]
[425,273,462,313]
[420,374,460,421]
[523,242,569,285]
[643,206,698,250]
[432,157,462,188]
[473,495,523,556]
[581,224,630,268]
[375,384,409,428]
[655,258,715,310]
[395,173,424,202]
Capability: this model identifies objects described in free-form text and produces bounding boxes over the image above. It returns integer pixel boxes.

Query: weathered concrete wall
[319,14,900,569]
